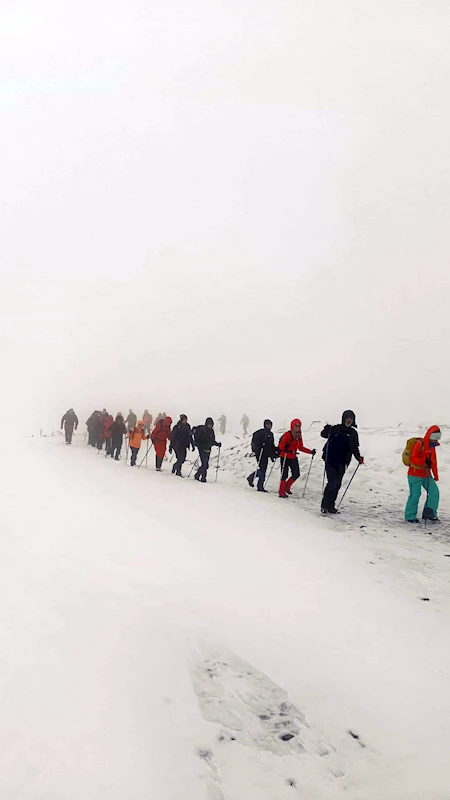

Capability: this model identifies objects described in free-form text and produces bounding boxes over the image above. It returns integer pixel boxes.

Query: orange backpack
[402,437,423,466]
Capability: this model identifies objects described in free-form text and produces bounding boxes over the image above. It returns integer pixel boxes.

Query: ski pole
[144,437,151,469]
[189,457,200,478]
[215,445,221,482]
[264,459,276,489]
[337,463,361,510]
[138,442,153,469]
[302,452,315,498]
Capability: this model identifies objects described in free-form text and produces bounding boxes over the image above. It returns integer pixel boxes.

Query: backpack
[402,437,423,466]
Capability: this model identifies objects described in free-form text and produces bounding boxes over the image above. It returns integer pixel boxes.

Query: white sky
[1,0,449,431]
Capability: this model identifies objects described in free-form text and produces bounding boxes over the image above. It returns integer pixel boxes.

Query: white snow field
[1,426,450,799]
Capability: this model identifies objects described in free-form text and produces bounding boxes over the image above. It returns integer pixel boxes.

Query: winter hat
[342,410,357,427]
[180,414,188,421]
[290,418,302,429]
[264,419,273,427]
[205,417,214,425]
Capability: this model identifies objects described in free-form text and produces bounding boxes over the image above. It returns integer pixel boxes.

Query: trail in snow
[0,432,449,799]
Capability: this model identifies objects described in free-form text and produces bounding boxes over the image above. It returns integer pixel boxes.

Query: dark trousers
[322,463,346,510]
[156,455,163,470]
[196,449,210,481]
[65,426,74,444]
[88,429,96,447]
[130,446,139,466]
[249,455,269,490]
[173,447,187,474]
[111,438,122,459]
[281,457,300,482]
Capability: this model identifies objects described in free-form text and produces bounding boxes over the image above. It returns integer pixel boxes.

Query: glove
[191,443,196,451]
[359,457,364,465]
[169,446,173,454]
[217,442,222,448]
[311,449,317,456]
[425,456,432,467]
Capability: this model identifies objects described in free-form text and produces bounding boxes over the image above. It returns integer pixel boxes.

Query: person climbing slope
[61,409,79,444]
[404,425,441,523]
[151,415,172,471]
[278,419,315,498]
[109,413,127,460]
[127,420,149,466]
[247,419,278,492]
[193,418,221,482]
[320,410,363,514]
[170,415,195,477]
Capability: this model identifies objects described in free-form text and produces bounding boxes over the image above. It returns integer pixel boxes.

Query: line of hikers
[61,408,442,521]
[246,411,442,521]
[81,411,222,481]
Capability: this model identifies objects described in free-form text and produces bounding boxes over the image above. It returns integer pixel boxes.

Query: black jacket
[251,428,277,461]
[61,410,78,429]
[110,420,127,440]
[321,422,361,467]
[193,425,219,452]
[171,421,194,451]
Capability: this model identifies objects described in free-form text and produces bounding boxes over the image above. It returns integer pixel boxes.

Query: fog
[1,0,449,433]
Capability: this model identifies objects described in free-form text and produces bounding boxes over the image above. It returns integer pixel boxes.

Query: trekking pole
[189,457,200,478]
[337,463,361,510]
[144,437,151,469]
[215,445,221,482]
[264,459,276,489]
[302,452,315,498]
[253,451,263,488]
[138,442,153,469]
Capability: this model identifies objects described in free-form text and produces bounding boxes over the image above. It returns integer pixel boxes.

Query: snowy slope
[1,430,450,799]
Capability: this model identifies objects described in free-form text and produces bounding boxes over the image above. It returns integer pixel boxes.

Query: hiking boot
[194,473,200,481]
[257,488,268,493]
[247,475,254,488]
[176,472,183,478]
[321,507,328,514]
[407,518,420,523]
[328,507,339,514]
[201,478,207,483]
[172,465,176,474]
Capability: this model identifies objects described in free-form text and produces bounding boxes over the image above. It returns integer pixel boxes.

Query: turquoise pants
[405,476,439,521]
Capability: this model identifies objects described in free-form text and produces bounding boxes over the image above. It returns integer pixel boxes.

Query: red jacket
[408,425,440,481]
[103,415,113,439]
[279,419,313,460]
[151,417,172,444]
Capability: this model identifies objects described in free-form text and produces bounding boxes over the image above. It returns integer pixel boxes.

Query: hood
[264,419,273,428]
[341,410,357,427]
[137,419,144,427]
[205,417,214,426]
[290,418,301,430]
[424,425,441,448]
[180,414,188,422]
[163,416,172,427]
[115,414,124,422]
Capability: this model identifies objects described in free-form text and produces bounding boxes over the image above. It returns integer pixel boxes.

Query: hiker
[126,409,137,432]
[278,419,315,498]
[104,414,114,454]
[218,414,227,435]
[404,425,441,523]
[321,410,363,514]
[170,415,195,477]
[109,413,127,460]
[85,411,100,447]
[241,413,250,436]
[127,420,149,466]
[61,409,79,444]
[151,416,172,470]
[193,418,221,482]
[247,419,278,492]
[143,409,153,435]
[96,410,109,450]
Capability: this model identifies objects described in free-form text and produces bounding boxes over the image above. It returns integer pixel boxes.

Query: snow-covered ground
[1,426,450,799]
